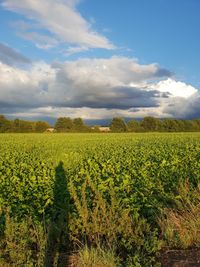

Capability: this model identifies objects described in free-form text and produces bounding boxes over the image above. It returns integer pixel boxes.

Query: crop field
[0,133,200,266]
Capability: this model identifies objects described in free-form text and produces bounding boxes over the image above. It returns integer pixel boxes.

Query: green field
[0,133,200,266]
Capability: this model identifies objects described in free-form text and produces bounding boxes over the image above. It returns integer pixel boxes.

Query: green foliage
[1,114,200,133]
[141,116,160,131]
[0,211,46,266]
[0,115,51,133]
[0,115,8,132]
[159,182,200,249]
[73,246,120,267]
[70,177,161,266]
[0,133,200,266]
[127,120,141,132]
[110,117,127,132]
[35,121,50,132]
[54,117,74,132]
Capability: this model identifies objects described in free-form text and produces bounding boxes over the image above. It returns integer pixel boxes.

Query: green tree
[182,120,197,132]
[173,119,185,132]
[141,116,160,131]
[110,117,127,132]
[192,119,200,131]
[73,118,89,132]
[0,115,13,132]
[13,119,34,133]
[127,120,140,132]
[161,119,179,132]
[54,117,73,132]
[0,115,8,132]
[35,121,51,132]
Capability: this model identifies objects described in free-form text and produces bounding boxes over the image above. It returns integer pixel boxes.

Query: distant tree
[35,121,51,132]
[141,117,160,131]
[13,119,34,133]
[73,118,84,130]
[91,125,100,132]
[182,120,197,132]
[155,119,163,132]
[192,119,200,131]
[110,117,127,132]
[0,115,13,132]
[173,119,185,132]
[13,119,21,132]
[73,118,89,132]
[54,117,73,132]
[161,119,179,132]
[0,115,8,132]
[127,120,140,132]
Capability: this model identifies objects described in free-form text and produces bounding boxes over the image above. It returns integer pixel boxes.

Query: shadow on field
[44,161,70,267]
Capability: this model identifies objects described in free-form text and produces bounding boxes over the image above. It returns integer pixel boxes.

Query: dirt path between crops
[160,249,200,267]
[53,249,200,266]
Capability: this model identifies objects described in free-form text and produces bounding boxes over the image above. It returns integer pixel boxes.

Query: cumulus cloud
[0,56,171,111]
[53,56,172,87]
[0,42,30,65]
[0,55,199,120]
[163,93,200,119]
[2,0,114,51]
[153,78,197,98]
[149,79,200,119]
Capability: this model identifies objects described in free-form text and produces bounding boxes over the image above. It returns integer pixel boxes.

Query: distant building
[45,128,55,133]
[99,127,111,132]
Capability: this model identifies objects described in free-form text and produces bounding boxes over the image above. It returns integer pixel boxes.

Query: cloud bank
[0,52,199,120]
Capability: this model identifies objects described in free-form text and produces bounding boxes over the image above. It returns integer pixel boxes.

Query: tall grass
[70,246,120,267]
[159,182,200,249]
[0,210,46,266]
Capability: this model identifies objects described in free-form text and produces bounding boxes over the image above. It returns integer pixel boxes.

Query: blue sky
[0,0,200,121]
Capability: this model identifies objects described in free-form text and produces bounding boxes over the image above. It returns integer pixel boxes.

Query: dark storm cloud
[0,43,31,65]
[57,86,164,110]
[0,84,164,112]
[163,93,200,119]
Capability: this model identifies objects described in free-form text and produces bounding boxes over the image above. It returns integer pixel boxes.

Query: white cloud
[18,31,59,50]
[56,56,171,88]
[2,0,114,50]
[64,46,89,56]
[0,55,199,120]
[0,56,167,108]
[153,78,197,98]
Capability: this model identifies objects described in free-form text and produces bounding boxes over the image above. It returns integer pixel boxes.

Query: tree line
[1,114,200,133]
[0,115,51,133]
[0,115,91,133]
[110,117,200,132]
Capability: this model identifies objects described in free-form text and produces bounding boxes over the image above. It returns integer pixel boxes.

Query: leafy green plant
[0,133,200,266]
[69,175,161,266]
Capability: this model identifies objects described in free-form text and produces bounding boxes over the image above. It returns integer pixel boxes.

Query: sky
[0,0,200,123]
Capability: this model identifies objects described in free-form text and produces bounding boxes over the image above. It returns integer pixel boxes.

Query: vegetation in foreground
[0,133,200,266]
